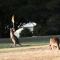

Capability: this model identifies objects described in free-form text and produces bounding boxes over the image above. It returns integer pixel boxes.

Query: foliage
[20,28,33,37]
[33,25,48,36]
[0,0,60,37]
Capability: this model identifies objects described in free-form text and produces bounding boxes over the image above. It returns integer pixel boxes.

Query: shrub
[33,25,48,36]
[20,28,33,37]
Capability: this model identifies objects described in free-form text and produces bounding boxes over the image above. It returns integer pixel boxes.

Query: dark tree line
[0,0,60,37]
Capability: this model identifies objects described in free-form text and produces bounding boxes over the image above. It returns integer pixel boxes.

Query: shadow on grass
[21,44,31,47]
[9,44,31,48]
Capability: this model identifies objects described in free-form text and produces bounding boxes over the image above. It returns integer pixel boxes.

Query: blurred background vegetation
[0,0,60,37]
[20,28,33,37]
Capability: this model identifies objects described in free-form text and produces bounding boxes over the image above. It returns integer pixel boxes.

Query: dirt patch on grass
[0,45,60,60]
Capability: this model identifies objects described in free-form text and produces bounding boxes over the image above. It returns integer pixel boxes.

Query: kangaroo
[49,36,60,50]
[10,28,21,47]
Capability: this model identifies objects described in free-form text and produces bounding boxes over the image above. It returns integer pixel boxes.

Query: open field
[0,36,60,60]
[0,45,60,60]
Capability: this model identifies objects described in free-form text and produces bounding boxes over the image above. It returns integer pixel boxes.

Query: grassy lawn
[0,41,49,53]
[0,37,60,60]
[0,43,11,48]
[0,37,50,49]
[0,41,49,49]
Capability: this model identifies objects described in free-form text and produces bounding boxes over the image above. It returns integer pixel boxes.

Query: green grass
[0,43,11,48]
[0,41,49,49]
[0,37,50,49]
[0,41,49,53]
